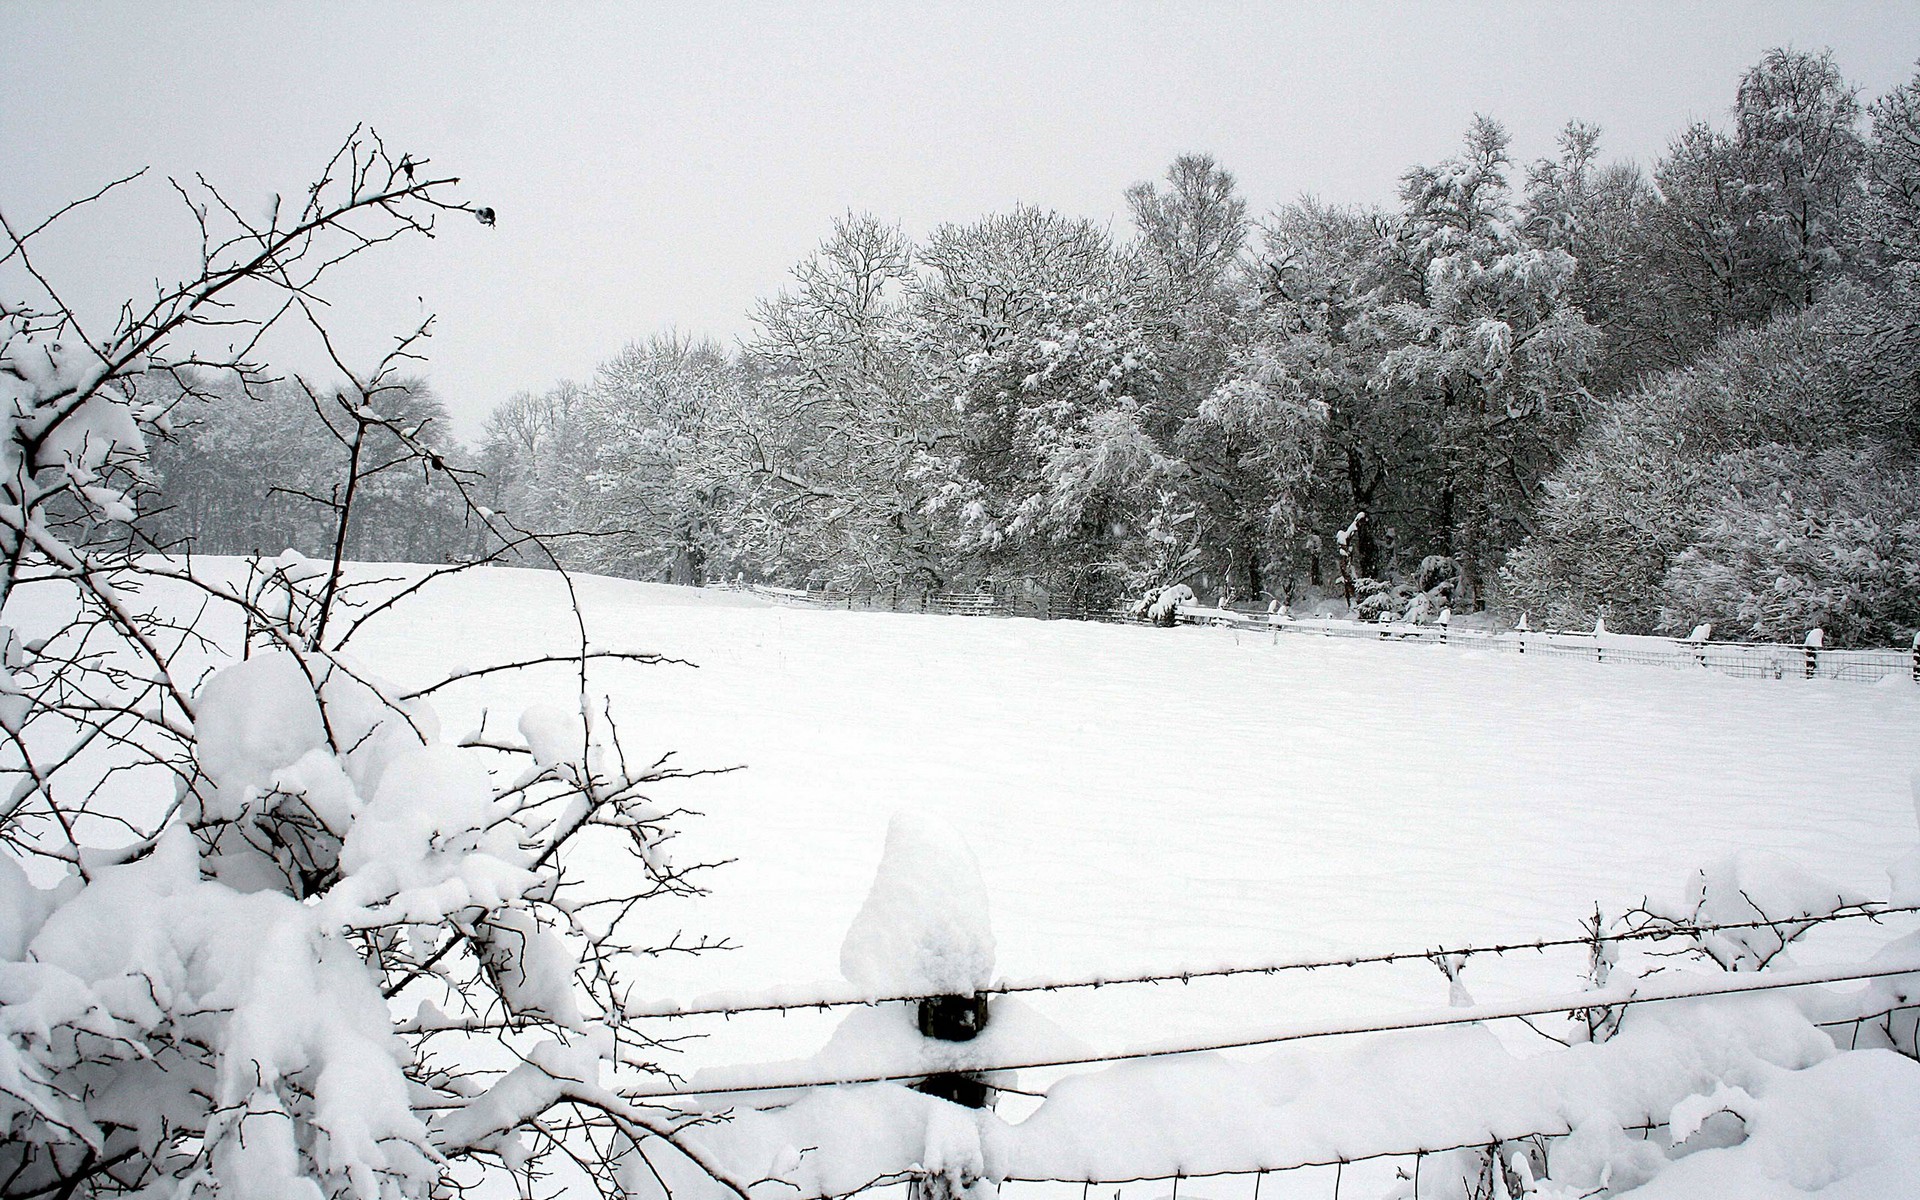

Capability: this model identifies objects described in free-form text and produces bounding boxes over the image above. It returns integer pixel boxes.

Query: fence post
[1437,607,1451,645]
[913,993,992,1108]
[1912,631,1919,684]
[841,815,997,1200]
[1686,622,1711,669]
[1804,627,1823,679]
[1516,613,1528,655]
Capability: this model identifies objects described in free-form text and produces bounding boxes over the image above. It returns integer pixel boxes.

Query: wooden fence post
[1685,623,1712,669]
[1804,628,1823,679]
[1911,631,1918,684]
[913,992,992,1108]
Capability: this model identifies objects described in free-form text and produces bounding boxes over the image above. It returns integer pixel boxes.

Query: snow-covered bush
[1135,582,1195,626]
[1500,283,1920,639]
[1,133,737,1200]
[1660,443,1920,646]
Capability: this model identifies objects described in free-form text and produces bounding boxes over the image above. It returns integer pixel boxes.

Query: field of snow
[345,564,1920,1197]
[356,569,1919,981]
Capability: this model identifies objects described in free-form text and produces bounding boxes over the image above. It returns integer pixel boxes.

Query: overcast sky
[5,2,1919,441]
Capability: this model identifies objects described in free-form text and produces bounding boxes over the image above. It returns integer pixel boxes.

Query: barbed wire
[794,1115,1684,1200]
[623,954,1920,1100]
[622,903,1920,1020]
[663,997,1920,1200]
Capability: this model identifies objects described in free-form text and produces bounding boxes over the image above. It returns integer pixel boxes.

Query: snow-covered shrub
[1626,851,1876,972]
[1414,554,1459,597]
[1354,587,1398,623]
[1501,283,1920,637]
[1136,582,1196,626]
[1,134,736,1200]
[1659,443,1920,646]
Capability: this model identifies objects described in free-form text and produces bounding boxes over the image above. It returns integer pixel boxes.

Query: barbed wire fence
[609,900,1920,1200]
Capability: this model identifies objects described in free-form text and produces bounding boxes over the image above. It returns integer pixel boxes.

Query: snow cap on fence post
[841,811,996,1107]
[1686,623,1713,668]
[1804,627,1823,679]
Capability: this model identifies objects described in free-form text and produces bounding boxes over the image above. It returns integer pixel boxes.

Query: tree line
[144,48,1920,645]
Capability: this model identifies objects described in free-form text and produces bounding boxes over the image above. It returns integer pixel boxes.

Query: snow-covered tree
[1734,47,1867,308]
[1523,123,1671,393]
[915,208,1168,600]
[1867,65,1920,265]
[570,333,754,585]
[744,214,949,587]
[145,371,473,564]
[1374,116,1597,605]
[1249,200,1415,591]
[1126,155,1323,601]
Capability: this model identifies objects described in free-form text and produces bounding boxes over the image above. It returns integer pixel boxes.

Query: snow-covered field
[349,565,1919,1196]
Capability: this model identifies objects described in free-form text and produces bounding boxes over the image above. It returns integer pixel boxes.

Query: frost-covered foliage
[479,50,1920,630]
[141,371,474,563]
[1500,284,1920,640]
[1,135,738,1200]
[1661,444,1920,644]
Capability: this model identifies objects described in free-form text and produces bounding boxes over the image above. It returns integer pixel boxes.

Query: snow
[1630,1051,1920,1198]
[194,650,331,802]
[13,561,1919,1200]
[840,811,996,996]
[0,853,52,961]
[9,826,440,1198]
[1639,851,1877,972]
[303,563,1920,1195]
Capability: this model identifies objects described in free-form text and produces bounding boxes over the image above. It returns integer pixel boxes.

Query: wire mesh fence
[727,582,1919,686]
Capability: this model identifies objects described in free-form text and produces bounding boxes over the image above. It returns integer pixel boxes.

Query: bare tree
[0,130,745,1200]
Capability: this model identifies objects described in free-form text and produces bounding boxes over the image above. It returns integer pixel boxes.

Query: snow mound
[840,812,995,996]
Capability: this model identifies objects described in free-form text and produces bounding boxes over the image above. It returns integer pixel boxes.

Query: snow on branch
[0,133,743,1200]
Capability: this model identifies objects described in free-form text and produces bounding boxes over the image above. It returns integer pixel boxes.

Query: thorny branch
[0,129,742,1200]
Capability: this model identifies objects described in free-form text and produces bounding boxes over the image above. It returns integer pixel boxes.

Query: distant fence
[1170,604,1920,686]
[730,583,1920,687]
[735,582,1133,623]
